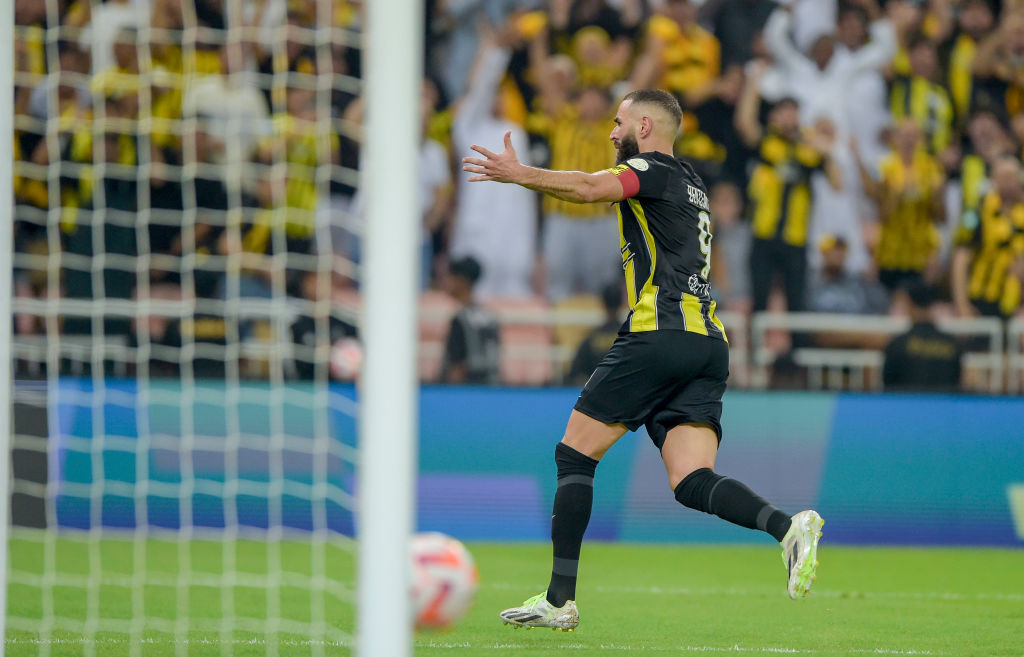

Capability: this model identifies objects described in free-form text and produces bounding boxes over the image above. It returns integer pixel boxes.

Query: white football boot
[499,592,579,631]
[781,509,824,600]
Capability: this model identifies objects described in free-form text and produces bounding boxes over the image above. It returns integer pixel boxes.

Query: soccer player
[461,89,824,631]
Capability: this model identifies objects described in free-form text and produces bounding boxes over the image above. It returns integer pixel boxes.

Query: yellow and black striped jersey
[527,104,616,218]
[954,190,1024,317]
[606,152,727,341]
[946,33,977,126]
[747,131,824,247]
[875,150,943,272]
[645,15,721,96]
[890,75,953,154]
[959,153,990,215]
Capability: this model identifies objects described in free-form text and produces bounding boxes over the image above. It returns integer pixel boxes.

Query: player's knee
[555,442,599,481]
[672,467,724,513]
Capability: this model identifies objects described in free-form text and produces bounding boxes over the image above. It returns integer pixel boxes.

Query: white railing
[1008,318,1024,395]
[750,312,1006,393]
[17,301,1023,392]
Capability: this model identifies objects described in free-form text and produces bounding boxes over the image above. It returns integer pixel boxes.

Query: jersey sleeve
[605,156,667,200]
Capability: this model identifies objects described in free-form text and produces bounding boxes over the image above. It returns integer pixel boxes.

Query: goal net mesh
[11,0,362,653]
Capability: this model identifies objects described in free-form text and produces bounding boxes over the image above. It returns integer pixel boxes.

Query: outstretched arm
[462,132,625,203]
[734,60,766,147]
[763,7,809,74]
[845,15,896,78]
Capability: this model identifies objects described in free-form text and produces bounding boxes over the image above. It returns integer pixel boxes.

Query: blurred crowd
[11,0,1024,384]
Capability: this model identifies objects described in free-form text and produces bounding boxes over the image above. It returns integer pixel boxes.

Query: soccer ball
[409,532,478,629]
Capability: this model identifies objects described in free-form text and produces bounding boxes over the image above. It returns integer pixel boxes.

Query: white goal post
[358,0,423,656]
[0,0,15,652]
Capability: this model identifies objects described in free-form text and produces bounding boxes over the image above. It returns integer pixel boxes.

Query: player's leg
[499,410,626,630]
[660,423,823,600]
[549,410,626,602]
[501,334,661,629]
[662,423,792,540]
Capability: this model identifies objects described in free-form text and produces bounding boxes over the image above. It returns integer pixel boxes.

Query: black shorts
[573,330,729,449]
[878,268,923,292]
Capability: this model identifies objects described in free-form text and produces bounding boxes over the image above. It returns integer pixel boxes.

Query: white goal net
[9,0,372,653]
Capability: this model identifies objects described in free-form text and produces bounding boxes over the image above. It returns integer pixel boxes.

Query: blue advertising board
[48,380,1024,546]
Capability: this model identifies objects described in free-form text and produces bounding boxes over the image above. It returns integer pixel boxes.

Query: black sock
[673,467,792,542]
[546,442,598,607]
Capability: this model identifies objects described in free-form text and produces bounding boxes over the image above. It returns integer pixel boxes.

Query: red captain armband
[607,163,640,199]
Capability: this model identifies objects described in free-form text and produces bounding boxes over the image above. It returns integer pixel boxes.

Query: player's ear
[640,115,652,138]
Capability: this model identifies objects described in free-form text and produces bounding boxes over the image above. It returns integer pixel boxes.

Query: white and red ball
[409,532,478,629]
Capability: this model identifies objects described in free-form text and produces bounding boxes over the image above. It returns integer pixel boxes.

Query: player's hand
[462,131,523,183]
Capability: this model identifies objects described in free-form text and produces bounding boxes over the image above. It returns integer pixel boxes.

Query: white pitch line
[414,642,946,655]
[5,637,351,648]
[482,581,1024,602]
[10,637,1021,657]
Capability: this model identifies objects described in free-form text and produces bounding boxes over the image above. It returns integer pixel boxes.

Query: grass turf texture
[7,536,1024,656]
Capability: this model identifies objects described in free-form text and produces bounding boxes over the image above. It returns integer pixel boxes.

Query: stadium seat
[419,291,459,382]
[484,296,555,386]
[551,294,605,377]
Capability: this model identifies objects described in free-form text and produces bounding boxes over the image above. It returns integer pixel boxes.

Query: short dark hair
[600,284,622,313]
[907,32,935,53]
[622,89,683,132]
[903,281,936,309]
[772,96,800,111]
[838,3,868,25]
[449,256,482,285]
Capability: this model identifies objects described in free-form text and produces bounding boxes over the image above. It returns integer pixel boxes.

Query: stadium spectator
[942,0,995,128]
[972,8,1024,123]
[431,0,534,102]
[890,33,954,157]
[27,38,91,123]
[761,0,895,132]
[291,272,359,380]
[958,109,1017,217]
[631,0,730,179]
[883,282,963,392]
[707,181,751,312]
[178,118,232,300]
[566,283,623,385]
[440,257,501,385]
[450,26,538,298]
[184,40,270,184]
[736,70,841,313]
[526,68,620,302]
[854,119,945,292]
[631,0,719,100]
[952,155,1024,318]
[255,1,319,114]
[82,0,146,75]
[547,0,645,87]
[700,0,776,70]
[806,235,889,315]
[344,79,454,288]
[835,0,893,171]
[62,82,140,338]
[761,0,894,274]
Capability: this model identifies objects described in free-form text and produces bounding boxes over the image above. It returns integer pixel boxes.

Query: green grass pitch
[6,535,1024,656]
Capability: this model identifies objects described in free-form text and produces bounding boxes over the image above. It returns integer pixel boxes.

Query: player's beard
[615,132,639,164]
